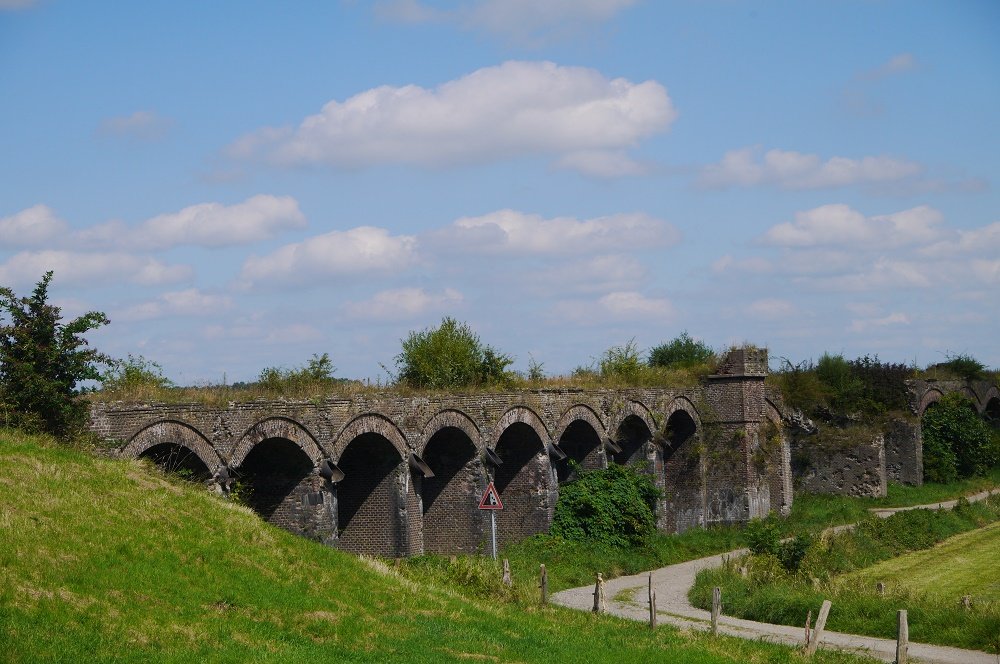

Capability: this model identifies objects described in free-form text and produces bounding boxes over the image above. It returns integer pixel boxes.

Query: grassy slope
[0,430,869,664]
[846,521,1000,602]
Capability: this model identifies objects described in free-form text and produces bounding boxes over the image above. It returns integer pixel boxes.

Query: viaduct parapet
[89,348,792,557]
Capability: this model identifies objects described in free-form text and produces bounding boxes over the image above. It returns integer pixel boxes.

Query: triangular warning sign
[478,482,504,510]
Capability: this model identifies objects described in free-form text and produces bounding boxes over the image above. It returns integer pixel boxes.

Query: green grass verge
[0,429,871,663]
[690,498,1000,653]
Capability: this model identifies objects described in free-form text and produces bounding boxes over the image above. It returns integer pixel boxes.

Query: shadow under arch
[122,420,222,477]
[553,404,606,482]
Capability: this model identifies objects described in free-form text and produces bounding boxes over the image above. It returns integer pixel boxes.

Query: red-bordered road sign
[478,482,503,510]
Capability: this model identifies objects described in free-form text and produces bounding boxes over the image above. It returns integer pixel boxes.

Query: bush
[922,393,997,481]
[393,317,512,389]
[648,332,715,369]
[101,354,174,393]
[0,271,110,436]
[744,518,781,557]
[550,464,660,547]
[598,340,644,382]
[258,353,338,394]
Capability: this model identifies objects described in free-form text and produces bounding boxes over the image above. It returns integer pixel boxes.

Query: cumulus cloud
[239,226,417,287]
[700,147,922,190]
[745,298,796,320]
[433,209,678,255]
[525,254,646,295]
[0,205,69,247]
[848,311,910,333]
[96,110,173,141]
[0,250,192,287]
[118,289,234,321]
[553,290,673,325]
[345,287,463,321]
[90,195,306,251]
[376,0,637,43]
[763,204,944,248]
[919,221,1000,258]
[228,61,675,176]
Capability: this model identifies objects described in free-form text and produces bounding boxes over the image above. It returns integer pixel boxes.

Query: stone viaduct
[90,348,796,557]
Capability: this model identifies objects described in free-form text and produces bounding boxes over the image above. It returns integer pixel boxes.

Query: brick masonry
[91,348,797,557]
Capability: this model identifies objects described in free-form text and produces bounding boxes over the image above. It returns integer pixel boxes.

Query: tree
[922,393,998,482]
[0,272,110,436]
[393,317,512,389]
[648,332,715,369]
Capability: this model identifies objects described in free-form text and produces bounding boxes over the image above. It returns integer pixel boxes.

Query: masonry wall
[884,416,923,486]
[790,430,887,498]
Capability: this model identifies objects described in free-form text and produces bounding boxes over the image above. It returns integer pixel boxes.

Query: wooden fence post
[502,558,511,587]
[711,587,721,635]
[896,609,908,664]
[593,573,606,614]
[805,599,832,657]
[648,573,657,628]
[539,564,548,605]
[804,609,812,646]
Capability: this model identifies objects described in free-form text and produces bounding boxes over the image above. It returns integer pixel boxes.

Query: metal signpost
[478,482,503,560]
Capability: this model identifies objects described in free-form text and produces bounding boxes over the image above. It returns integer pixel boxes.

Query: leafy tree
[939,353,988,381]
[599,339,644,382]
[648,331,716,369]
[922,393,998,482]
[393,317,512,389]
[0,271,110,436]
[551,463,660,547]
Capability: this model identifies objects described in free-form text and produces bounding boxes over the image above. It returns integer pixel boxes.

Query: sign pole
[491,510,497,560]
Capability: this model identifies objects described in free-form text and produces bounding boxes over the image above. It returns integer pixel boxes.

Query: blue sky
[1,0,998,384]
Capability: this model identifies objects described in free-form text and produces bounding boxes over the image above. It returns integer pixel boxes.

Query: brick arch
[764,398,784,426]
[332,413,409,461]
[230,417,324,469]
[553,404,607,442]
[662,396,702,435]
[917,388,945,416]
[418,409,483,455]
[122,420,222,471]
[490,406,550,450]
[960,386,981,410]
[608,400,657,442]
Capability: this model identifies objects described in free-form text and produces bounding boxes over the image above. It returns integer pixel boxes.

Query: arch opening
[236,437,321,534]
[422,427,483,554]
[612,415,651,466]
[494,422,551,547]
[661,410,702,533]
[337,433,407,557]
[985,397,1000,428]
[556,420,602,483]
[138,443,211,482]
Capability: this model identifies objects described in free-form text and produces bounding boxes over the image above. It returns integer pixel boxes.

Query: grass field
[845,520,1000,603]
[0,429,872,663]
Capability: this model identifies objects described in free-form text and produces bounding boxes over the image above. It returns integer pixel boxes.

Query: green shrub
[922,393,997,482]
[744,518,781,557]
[551,464,660,547]
[393,317,513,389]
[598,339,645,382]
[257,353,339,394]
[648,332,715,369]
[0,271,110,437]
[101,354,174,392]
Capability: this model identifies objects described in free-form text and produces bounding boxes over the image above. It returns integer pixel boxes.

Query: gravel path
[551,488,1000,664]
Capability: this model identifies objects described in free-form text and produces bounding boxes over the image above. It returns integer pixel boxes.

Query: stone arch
[984,390,1000,427]
[662,397,702,440]
[421,423,485,555]
[332,414,409,462]
[419,409,483,455]
[336,430,410,557]
[917,388,945,416]
[762,398,793,518]
[492,409,555,547]
[490,406,550,450]
[230,417,324,469]
[960,386,981,411]
[553,405,607,482]
[610,401,655,466]
[660,405,702,533]
[122,420,222,472]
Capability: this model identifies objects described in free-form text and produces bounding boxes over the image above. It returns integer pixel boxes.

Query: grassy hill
[0,429,873,663]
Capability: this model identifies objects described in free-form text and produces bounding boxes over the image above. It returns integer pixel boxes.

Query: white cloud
[96,110,173,141]
[712,254,773,274]
[763,204,944,248]
[264,324,323,344]
[377,0,637,43]
[554,150,648,178]
[435,209,678,255]
[345,287,463,321]
[240,226,417,287]
[553,290,673,325]
[526,254,647,295]
[0,250,192,287]
[700,147,922,190]
[118,289,234,321]
[229,61,675,176]
[848,312,911,333]
[806,258,931,292]
[109,195,305,250]
[745,298,796,320]
[0,205,69,247]
[919,221,1000,258]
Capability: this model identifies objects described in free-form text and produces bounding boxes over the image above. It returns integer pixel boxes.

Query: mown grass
[690,497,1000,653]
[0,428,870,663]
